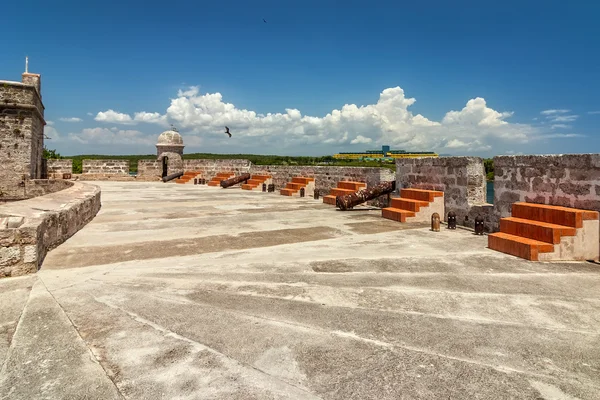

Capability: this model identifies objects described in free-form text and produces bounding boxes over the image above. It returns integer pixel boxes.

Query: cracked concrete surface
[1,181,599,399]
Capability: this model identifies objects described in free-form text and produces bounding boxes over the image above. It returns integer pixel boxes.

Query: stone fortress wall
[137,160,162,181]
[183,159,253,176]
[395,157,491,230]
[0,73,45,199]
[0,181,101,277]
[80,159,132,181]
[251,165,395,203]
[494,154,600,218]
[47,159,73,178]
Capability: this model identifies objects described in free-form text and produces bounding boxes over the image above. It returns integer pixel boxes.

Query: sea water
[486,181,494,203]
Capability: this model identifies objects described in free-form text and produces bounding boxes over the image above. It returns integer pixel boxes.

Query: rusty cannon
[162,171,184,183]
[336,181,396,210]
[220,173,251,188]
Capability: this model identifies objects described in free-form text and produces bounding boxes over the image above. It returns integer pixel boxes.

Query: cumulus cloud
[59,117,82,122]
[87,85,583,154]
[94,110,169,126]
[550,124,570,129]
[133,112,169,126]
[68,127,154,145]
[350,135,373,144]
[46,120,54,126]
[95,110,134,124]
[540,109,570,115]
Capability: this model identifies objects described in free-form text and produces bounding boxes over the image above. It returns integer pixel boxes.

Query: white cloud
[588,111,600,115]
[95,109,134,124]
[350,135,372,144]
[540,109,570,115]
[442,98,512,127]
[46,120,54,126]
[94,110,169,126]
[59,117,82,122]
[550,115,579,122]
[550,124,570,129]
[542,133,586,139]
[87,112,93,116]
[87,85,583,154]
[133,111,169,126]
[68,127,154,145]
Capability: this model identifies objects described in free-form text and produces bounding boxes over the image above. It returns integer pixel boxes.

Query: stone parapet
[396,157,489,230]
[82,160,129,176]
[252,165,395,207]
[0,182,101,277]
[494,154,600,218]
[494,154,600,253]
[137,160,162,181]
[47,159,73,177]
[183,159,253,179]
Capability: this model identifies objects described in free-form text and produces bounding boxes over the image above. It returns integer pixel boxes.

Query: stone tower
[0,66,45,199]
[156,126,184,178]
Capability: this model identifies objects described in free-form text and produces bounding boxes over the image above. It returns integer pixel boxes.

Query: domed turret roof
[157,128,183,146]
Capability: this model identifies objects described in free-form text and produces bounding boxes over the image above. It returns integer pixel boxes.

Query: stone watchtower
[156,126,184,178]
[0,62,45,199]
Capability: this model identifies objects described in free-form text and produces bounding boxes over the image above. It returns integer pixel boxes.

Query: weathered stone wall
[137,160,162,181]
[81,159,131,180]
[22,180,73,199]
[0,182,101,277]
[0,77,45,199]
[250,165,396,205]
[47,159,73,177]
[395,157,489,229]
[184,159,253,179]
[494,154,600,217]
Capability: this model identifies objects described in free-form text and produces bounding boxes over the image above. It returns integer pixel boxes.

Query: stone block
[574,199,600,211]
[7,216,24,228]
[23,245,37,263]
[558,182,591,196]
[531,177,553,193]
[548,196,573,207]
[0,229,16,246]
[0,246,20,266]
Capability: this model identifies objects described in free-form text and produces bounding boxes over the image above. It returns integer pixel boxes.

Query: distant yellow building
[333,145,438,160]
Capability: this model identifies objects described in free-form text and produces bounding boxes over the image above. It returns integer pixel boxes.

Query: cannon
[336,181,396,210]
[162,171,184,182]
[220,173,251,188]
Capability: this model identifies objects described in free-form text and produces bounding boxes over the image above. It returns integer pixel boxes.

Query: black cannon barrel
[220,173,251,188]
[336,181,396,210]
[162,171,184,182]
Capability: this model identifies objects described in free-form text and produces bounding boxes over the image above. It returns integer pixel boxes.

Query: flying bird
[225,126,232,138]
[263,18,267,23]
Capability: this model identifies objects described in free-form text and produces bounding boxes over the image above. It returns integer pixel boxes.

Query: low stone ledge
[80,174,135,181]
[0,182,101,278]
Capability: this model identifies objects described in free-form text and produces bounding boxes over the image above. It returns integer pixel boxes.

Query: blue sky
[1,0,598,156]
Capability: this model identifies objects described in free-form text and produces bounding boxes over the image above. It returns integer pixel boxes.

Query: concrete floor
[1,181,600,400]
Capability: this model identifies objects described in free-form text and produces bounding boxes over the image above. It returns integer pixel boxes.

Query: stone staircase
[382,188,444,222]
[241,175,273,191]
[175,171,203,184]
[322,181,366,205]
[207,172,235,187]
[280,177,315,197]
[488,202,599,261]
